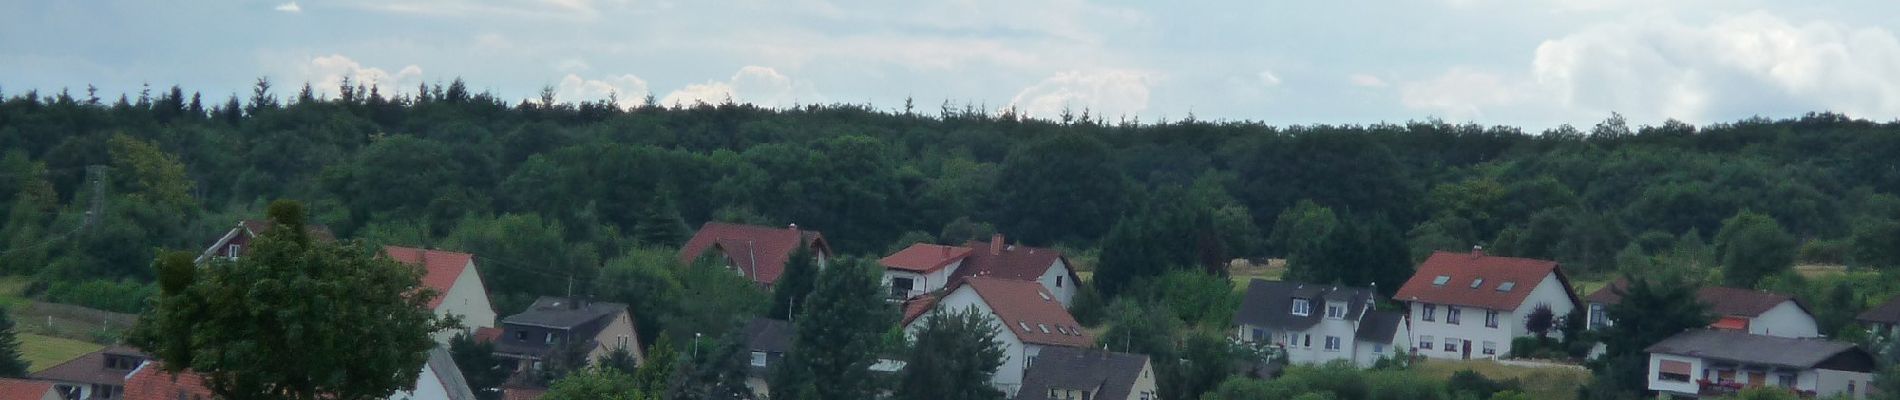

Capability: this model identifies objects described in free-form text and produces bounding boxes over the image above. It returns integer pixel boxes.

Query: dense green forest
[6,78,1900,317]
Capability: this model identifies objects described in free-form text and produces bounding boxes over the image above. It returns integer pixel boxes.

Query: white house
[1856,294,1900,338]
[881,234,1081,308]
[385,246,499,344]
[1233,279,1409,367]
[1646,329,1877,399]
[1585,280,1819,338]
[389,346,478,400]
[903,277,1093,397]
[878,243,973,300]
[1017,347,1159,400]
[1393,249,1580,360]
[678,222,832,288]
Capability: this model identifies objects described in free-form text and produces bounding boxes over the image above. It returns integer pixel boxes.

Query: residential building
[1016,347,1158,400]
[1584,279,1819,338]
[391,346,479,400]
[1233,279,1409,367]
[121,362,210,400]
[1393,249,1580,360]
[1856,294,1900,337]
[878,243,974,300]
[678,222,831,287]
[741,318,793,398]
[904,277,1093,397]
[30,346,148,400]
[1646,329,1877,399]
[194,219,335,263]
[0,378,62,400]
[881,234,1081,308]
[385,246,500,343]
[492,297,642,385]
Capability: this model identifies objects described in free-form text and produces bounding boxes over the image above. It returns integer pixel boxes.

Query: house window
[617,335,629,348]
[1497,282,1516,292]
[1589,303,1608,330]
[1432,275,1451,286]
[1056,276,1064,288]
[1303,334,1312,348]
[1292,298,1312,316]
[545,332,557,344]
[1326,303,1344,319]
[1447,306,1462,325]
[1849,380,1857,395]
[1373,343,1385,353]
[1423,304,1436,321]
[1419,335,1434,350]
[1778,374,1796,387]
[1470,278,1484,289]
[1251,328,1265,343]
[1485,310,1500,328]
[1482,341,1496,355]
[1443,338,1459,353]
[890,277,914,298]
[1324,336,1341,351]
[751,351,768,367]
[227,244,241,258]
[1658,360,1692,382]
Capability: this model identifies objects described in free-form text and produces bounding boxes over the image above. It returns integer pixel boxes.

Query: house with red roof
[1393,248,1580,360]
[903,277,1094,397]
[1584,279,1818,338]
[880,234,1081,307]
[28,345,148,399]
[0,378,61,400]
[122,362,211,400]
[678,222,830,287]
[386,246,499,344]
[194,219,336,263]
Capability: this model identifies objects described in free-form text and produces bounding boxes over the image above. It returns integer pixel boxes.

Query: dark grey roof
[502,297,628,329]
[426,346,478,400]
[1859,294,1900,324]
[1017,347,1150,400]
[1645,329,1873,370]
[1234,279,1375,332]
[1355,310,1404,342]
[744,318,793,353]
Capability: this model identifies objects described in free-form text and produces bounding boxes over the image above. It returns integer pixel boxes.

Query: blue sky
[5,0,1900,129]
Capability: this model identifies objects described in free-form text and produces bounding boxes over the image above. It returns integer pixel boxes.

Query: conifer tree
[767,246,818,320]
[770,258,893,400]
[0,309,28,377]
[897,306,1005,400]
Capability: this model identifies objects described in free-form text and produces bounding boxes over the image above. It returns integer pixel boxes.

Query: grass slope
[19,333,103,373]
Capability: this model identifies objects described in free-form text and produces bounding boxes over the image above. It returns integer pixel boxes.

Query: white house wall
[586,312,642,364]
[1122,360,1159,400]
[390,363,450,400]
[1751,301,1820,338]
[883,260,961,299]
[1815,369,1874,399]
[1645,353,1704,396]
[432,262,498,344]
[915,286,1030,396]
[1410,272,1574,360]
[1036,259,1076,307]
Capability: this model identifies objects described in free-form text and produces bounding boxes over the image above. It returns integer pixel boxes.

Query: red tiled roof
[1394,250,1578,310]
[0,378,56,400]
[880,243,973,273]
[945,237,1072,286]
[123,362,212,400]
[678,222,828,286]
[961,277,1093,348]
[900,294,940,326]
[384,246,477,309]
[1584,279,1803,318]
[473,326,504,344]
[503,386,547,400]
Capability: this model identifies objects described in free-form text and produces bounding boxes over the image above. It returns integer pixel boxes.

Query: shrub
[44,279,154,313]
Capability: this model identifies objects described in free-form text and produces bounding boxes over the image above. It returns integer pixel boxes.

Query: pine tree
[632,192,690,247]
[770,258,893,400]
[0,310,28,377]
[768,246,818,320]
[450,333,509,400]
[1590,276,1712,397]
[897,306,1005,400]
[671,330,754,400]
[634,335,678,393]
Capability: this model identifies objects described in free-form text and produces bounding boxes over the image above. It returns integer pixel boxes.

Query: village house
[120,349,476,400]
[1016,347,1158,400]
[194,219,335,263]
[384,246,499,343]
[1393,249,1580,360]
[1646,329,1876,399]
[1584,280,1819,338]
[881,234,1081,307]
[121,362,210,400]
[740,318,793,398]
[904,277,1094,397]
[390,347,479,400]
[1856,294,1900,337]
[678,222,831,287]
[0,378,63,400]
[492,297,642,385]
[29,346,147,400]
[1233,279,1410,367]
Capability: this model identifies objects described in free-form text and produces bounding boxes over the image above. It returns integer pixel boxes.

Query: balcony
[1695,380,1816,398]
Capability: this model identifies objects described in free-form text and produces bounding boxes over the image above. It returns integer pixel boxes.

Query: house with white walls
[1646,329,1877,399]
[385,246,499,344]
[1233,279,1409,367]
[1393,249,1579,360]
[1585,279,1818,338]
[903,277,1092,397]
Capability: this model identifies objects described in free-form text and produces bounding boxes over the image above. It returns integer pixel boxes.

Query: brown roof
[1585,278,1804,318]
[900,294,940,326]
[473,326,504,344]
[502,386,547,400]
[1394,250,1578,310]
[879,243,973,273]
[28,346,146,386]
[123,362,212,400]
[678,222,829,286]
[945,236,1074,286]
[958,277,1092,348]
[0,378,57,400]
[384,246,480,309]
[1860,294,1900,324]
[239,219,336,242]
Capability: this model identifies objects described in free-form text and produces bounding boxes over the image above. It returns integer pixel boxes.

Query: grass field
[19,333,102,373]
[1416,358,1590,400]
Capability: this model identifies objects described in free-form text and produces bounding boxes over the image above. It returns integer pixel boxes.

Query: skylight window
[1431,276,1451,286]
[1039,324,1050,334]
[1019,322,1031,332]
[1038,291,1052,301]
[1496,282,1516,292]
[1470,278,1484,289]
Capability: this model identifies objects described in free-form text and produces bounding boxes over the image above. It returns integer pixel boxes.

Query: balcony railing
[1696,379,1816,398]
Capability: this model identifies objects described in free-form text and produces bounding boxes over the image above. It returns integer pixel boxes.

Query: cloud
[659,66,818,108]
[1401,68,1534,120]
[275,2,302,13]
[299,55,424,96]
[1007,69,1153,119]
[1258,70,1282,87]
[344,0,633,19]
[1349,74,1388,88]
[554,73,648,109]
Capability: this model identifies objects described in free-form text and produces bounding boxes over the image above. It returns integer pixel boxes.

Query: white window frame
[1291,298,1312,316]
[1443,338,1459,353]
[1422,304,1436,321]
[1326,303,1344,319]
[1482,341,1496,355]
[1447,306,1462,325]
[751,351,768,367]
[1485,310,1500,328]
[1323,336,1341,351]
[1419,335,1434,350]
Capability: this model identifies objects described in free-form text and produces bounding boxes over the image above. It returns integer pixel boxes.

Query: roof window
[1431,275,1451,286]
[1019,322,1032,332]
[1497,282,1516,292]
[1470,278,1485,289]
[1039,324,1050,334]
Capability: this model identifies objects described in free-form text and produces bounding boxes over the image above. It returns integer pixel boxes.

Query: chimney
[990,234,1004,255]
[788,223,798,231]
[1472,245,1484,257]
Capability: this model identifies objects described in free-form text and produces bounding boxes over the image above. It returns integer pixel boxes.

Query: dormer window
[1291,298,1312,316]
[227,244,241,258]
[1431,275,1451,286]
[1326,303,1345,319]
[1470,278,1484,289]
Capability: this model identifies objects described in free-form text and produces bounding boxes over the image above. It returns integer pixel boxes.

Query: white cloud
[275,2,302,13]
[1400,68,1533,120]
[1349,73,1388,88]
[660,66,818,108]
[1007,69,1154,119]
[345,0,634,19]
[1258,70,1282,87]
[554,74,648,109]
[299,54,424,96]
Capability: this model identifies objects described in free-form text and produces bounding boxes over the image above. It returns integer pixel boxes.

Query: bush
[1508,337,1568,360]
[1798,238,1849,266]
[43,279,154,313]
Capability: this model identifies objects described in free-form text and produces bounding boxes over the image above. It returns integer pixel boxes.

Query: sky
[5,0,1900,130]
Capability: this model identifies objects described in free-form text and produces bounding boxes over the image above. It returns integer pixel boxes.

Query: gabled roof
[1394,250,1577,310]
[424,346,477,400]
[945,235,1074,285]
[957,277,1092,348]
[1018,347,1150,400]
[501,297,627,330]
[1356,310,1405,343]
[29,345,146,386]
[1235,279,1375,332]
[1857,294,1900,324]
[1645,329,1875,371]
[678,222,828,286]
[196,219,336,263]
[472,326,504,344]
[879,243,973,273]
[1585,279,1806,318]
[383,246,479,310]
[123,362,212,400]
[743,318,793,354]
[900,294,940,326]
[0,378,56,400]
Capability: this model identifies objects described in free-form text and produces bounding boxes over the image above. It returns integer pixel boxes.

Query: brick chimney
[990,233,1004,255]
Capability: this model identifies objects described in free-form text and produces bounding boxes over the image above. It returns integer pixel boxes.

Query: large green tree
[768,246,818,320]
[1588,276,1712,398]
[543,367,651,400]
[128,200,456,400]
[1714,210,1797,287]
[896,306,1006,400]
[1287,216,1412,296]
[770,257,894,400]
[449,333,509,400]
[997,132,1128,245]
[0,309,27,377]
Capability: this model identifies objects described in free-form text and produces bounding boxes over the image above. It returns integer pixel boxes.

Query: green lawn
[1416,358,1590,400]
[19,333,102,373]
